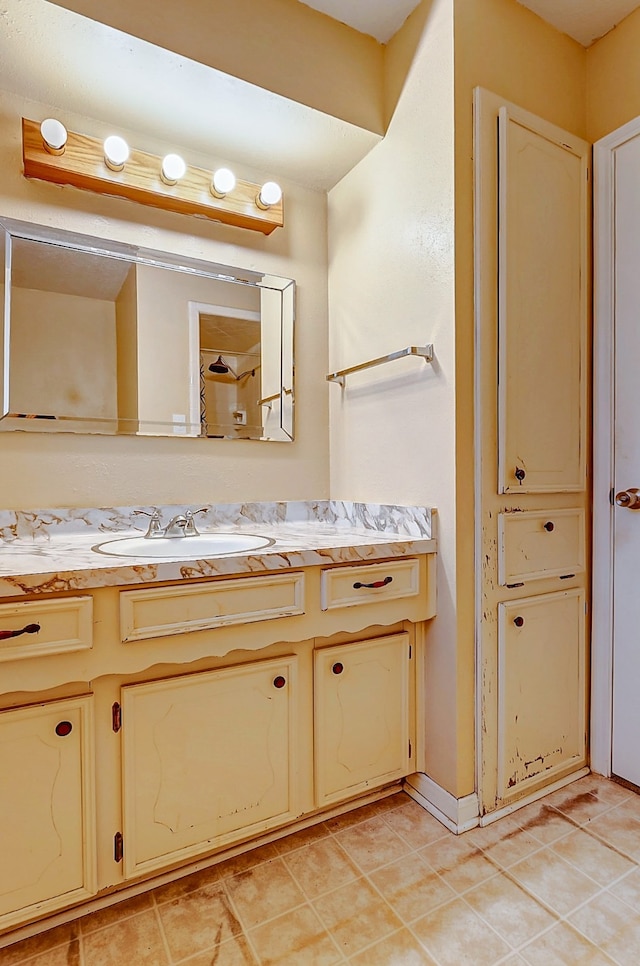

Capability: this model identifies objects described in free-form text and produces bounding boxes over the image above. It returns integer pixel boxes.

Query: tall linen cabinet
[474,89,591,816]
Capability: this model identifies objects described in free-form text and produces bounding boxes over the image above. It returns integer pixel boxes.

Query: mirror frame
[0,217,295,442]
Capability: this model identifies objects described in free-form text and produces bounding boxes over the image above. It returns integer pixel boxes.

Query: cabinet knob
[353,576,393,590]
[543,521,555,532]
[55,720,73,737]
[513,616,525,628]
[0,622,40,641]
[332,662,344,675]
[514,467,526,482]
[273,675,287,689]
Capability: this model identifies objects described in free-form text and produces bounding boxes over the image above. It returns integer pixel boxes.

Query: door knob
[615,488,640,509]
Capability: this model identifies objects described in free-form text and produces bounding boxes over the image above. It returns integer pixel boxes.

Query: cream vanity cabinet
[0,552,434,935]
[314,633,412,807]
[0,696,95,931]
[121,655,301,879]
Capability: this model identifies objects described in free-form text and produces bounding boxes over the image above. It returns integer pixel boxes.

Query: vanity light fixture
[256,181,283,209]
[21,117,284,235]
[211,167,236,198]
[103,135,129,171]
[161,153,187,185]
[40,118,67,155]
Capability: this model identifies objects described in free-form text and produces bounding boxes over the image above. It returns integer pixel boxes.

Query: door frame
[591,114,640,777]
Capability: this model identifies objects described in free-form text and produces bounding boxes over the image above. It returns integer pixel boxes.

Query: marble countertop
[0,501,437,596]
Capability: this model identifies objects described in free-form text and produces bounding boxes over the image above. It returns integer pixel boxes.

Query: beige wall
[452,0,586,796]
[587,7,640,142]
[328,0,458,792]
[48,0,385,135]
[9,287,117,420]
[0,91,329,509]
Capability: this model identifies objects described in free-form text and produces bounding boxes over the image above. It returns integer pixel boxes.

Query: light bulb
[40,118,67,154]
[103,135,129,171]
[211,167,236,198]
[256,181,282,209]
[161,153,186,185]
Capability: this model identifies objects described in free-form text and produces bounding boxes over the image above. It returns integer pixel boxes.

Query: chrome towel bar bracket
[326,344,434,386]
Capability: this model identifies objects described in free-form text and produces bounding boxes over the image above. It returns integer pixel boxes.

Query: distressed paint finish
[475,90,590,815]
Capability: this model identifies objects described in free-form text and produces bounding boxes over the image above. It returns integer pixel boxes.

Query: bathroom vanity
[0,501,436,937]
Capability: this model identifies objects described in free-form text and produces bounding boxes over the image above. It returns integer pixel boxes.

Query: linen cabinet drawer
[320,559,419,611]
[498,509,585,586]
[120,572,305,642]
[0,597,93,662]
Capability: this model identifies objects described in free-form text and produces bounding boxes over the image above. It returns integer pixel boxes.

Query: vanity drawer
[320,559,420,611]
[120,572,305,642]
[0,597,93,662]
[498,509,585,586]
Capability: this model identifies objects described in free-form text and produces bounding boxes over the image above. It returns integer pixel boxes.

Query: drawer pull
[513,616,525,628]
[353,576,393,590]
[273,675,287,689]
[515,467,526,482]
[0,622,40,641]
[543,521,555,532]
[332,662,344,675]
[55,720,73,737]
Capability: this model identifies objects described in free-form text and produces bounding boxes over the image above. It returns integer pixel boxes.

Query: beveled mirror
[0,218,294,441]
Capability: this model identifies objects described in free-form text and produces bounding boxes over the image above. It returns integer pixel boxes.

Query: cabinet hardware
[273,675,287,689]
[409,739,412,758]
[543,521,555,532]
[513,616,525,627]
[353,576,393,590]
[0,622,40,641]
[559,574,575,580]
[112,702,122,732]
[332,662,344,675]
[114,832,123,863]
[514,467,526,482]
[55,720,73,737]
[506,582,525,589]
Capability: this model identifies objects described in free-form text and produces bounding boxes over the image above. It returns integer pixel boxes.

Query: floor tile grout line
[150,894,174,966]
[247,900,350,965]
[216,870,278,963]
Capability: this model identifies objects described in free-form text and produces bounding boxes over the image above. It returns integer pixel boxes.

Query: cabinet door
[0,696,96,930]
[497,106,588,493]
[314,633,410,807]
[122,656,299,878]
[497,590,586,800]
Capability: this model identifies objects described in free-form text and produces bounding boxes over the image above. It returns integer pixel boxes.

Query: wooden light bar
[21,118,284,235]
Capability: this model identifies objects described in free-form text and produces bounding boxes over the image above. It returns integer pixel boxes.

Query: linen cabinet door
[497,590,587,800]
[0,696,96,931]
[497,106,588,494]
[121,656,299,878]
[314,633,411,807]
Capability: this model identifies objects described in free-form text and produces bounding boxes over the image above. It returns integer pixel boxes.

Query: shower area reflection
[199,308,263,438]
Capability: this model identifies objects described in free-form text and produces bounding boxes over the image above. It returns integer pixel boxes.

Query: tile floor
[2,774,640,965]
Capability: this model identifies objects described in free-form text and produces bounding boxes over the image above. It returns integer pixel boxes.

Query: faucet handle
[183,507,207,537]
[133,509,163,537]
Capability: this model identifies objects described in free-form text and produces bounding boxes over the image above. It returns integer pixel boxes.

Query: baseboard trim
[403,773,480,834]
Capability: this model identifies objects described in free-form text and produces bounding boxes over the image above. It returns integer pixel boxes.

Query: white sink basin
[93,533,275,558]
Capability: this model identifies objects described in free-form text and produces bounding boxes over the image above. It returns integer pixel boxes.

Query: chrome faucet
[134,507,207,538]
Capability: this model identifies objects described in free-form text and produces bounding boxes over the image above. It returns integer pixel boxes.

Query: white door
[609,129,640,788]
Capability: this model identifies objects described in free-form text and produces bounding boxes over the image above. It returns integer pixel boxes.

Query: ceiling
[301,0,640,46]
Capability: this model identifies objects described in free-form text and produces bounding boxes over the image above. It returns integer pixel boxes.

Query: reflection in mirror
[0,220,294,441]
